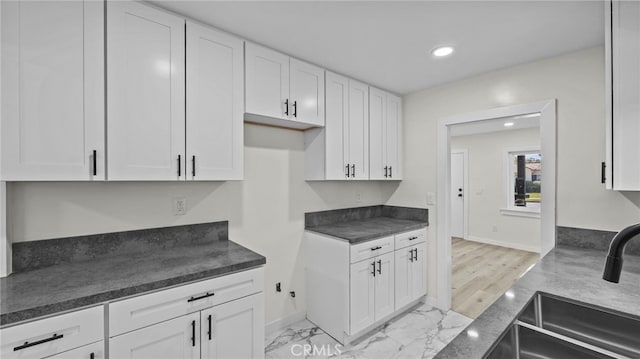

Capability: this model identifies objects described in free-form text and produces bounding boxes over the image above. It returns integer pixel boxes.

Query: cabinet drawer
[395,228,426,249]
[0,306,103,359]
[350,236,394,263]
[46,341,104,359]
[109,267,264,336]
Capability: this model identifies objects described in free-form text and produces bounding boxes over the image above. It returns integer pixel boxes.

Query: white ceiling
[152,1,604,95]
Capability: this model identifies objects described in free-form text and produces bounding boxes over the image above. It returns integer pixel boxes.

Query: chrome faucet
[603,223,640,283]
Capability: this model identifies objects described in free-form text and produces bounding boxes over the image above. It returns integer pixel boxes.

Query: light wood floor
[451,237,539,319]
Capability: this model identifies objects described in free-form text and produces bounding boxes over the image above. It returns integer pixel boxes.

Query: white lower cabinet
[395,242,427,309]
[306,228,426,345]
[109,268,265,359]
[0,306,103,359]
[200,293,265,359]
[109,313,200,359]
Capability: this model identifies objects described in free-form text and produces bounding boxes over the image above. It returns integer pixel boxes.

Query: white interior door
[450,151,466,239]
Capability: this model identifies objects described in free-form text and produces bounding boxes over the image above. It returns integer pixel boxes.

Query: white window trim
[503,147,541,218]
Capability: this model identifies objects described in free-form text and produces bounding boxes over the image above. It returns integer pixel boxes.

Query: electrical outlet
[355,192,362,203]
[426,192,436,205]
[174,197,187,215]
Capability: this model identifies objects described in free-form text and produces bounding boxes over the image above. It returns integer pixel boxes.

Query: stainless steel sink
[484,292,640,359]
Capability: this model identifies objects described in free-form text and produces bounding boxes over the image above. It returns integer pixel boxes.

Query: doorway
[435,100,557,312]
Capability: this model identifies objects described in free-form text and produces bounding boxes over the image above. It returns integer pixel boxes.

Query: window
[501,150,541,218]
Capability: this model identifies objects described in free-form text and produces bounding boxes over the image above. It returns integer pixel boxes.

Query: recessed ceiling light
[432,46,454,58]
[504,122,515,127]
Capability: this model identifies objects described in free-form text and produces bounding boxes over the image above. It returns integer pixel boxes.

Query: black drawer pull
[187,292,215,303]
[408,236,418,241]
[370,246,382,251]
[14,333,64,351]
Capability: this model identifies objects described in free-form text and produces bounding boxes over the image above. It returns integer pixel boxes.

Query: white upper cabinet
[305,72,368,180]
[369,87,402,180]
[107,1,186,181]
[245,43,324,130]
[606,0,640,190]
[1,0,104,180]
[186,21,244,180]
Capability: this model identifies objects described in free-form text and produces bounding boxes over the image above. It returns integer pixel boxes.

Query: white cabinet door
[369,88,387,180]
[186,21,243,180]
[324,72,349,180]
[201,293,265,359]
[410,244,427,301]
[348,80,369,180]
[245,43,290,120]
[374,252,395,320]
[386,94,402,180]
[349,259,375,334]
[369,88,402,181]
[611,0,640,190]
[107,1,185,180]
[1,0,104,180]
[109,313,200,359]
[46,341,104,359]
[290,59,325,126]
[394,247,413,309]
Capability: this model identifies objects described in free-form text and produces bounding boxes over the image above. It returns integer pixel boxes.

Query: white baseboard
[265,311,307,335]
[466,235,540,253]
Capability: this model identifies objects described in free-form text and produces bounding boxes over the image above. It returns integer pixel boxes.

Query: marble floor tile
[265,303,472,359]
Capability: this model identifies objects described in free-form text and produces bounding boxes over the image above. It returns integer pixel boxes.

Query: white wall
[6,123,400,324]
[388,46,640,301]
[451,127,540,252]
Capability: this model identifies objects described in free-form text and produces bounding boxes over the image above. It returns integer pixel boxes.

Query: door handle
[284,99,289,116]
[187,292,215,303]
[13,334,64,351]
[346,164,350,178]
[351,164,355,178]
[191,320,196,347]
[409,249,414,262]
[384,166,388,178]
[207,314,212,340]
[377,259,382,274]
[389,166,392,178]
[92,150,97,176]
[293,100,297,118]
[192,156,196,177]
[458,194,463,197]
[413,248,418,261]
[371,262,376,277]
[177,155,181,177]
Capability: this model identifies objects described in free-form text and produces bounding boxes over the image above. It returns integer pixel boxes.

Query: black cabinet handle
[384,166,388,178]
[601,162,606,184]
[389,166,392,178]
[346,164,350,178]
[192,156,196,177]
[92,150,97,176]
[409,249,414,262]
[408,236,418,241]
[371,261,376,277]
[187,292,215,303]
[351,164,355,178]
[177,155,181,177]
[370,246,382,251]
[13,333,64,351]
[377,259,382,274]
[413,248,418,261]
[207,314,212,340]
[191,320,196,347]
[284,99,289,116]
[90,353,95,359]
[293,101,297,118]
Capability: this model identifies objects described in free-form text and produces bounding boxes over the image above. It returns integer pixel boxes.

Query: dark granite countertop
[0,239,265,326]
[304,205,429,244]
[435,246,640,358]
[306,217,428,244]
